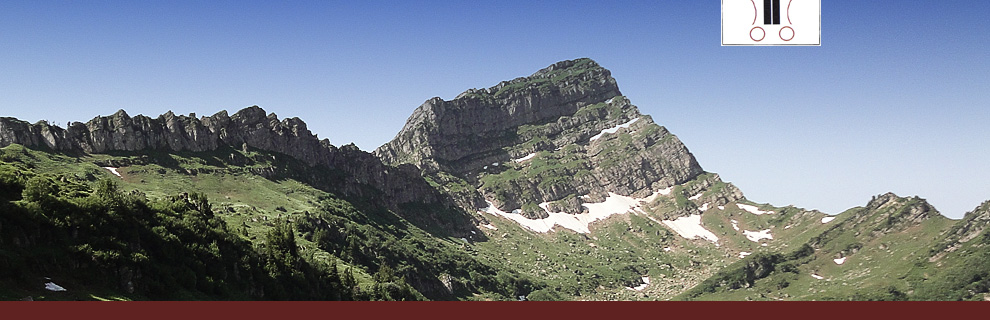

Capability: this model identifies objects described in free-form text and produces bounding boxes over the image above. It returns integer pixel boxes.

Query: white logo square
[722,0,821,46]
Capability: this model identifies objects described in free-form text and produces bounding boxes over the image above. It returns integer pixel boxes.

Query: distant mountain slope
[676,193,965,301]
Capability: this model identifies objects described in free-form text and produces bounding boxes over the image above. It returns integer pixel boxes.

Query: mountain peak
[376,58,710,217]
[866,192,932,212]
[377,58,627,172]
[858,192,943,234]
[451,58,619,102]
[532,57,601,77]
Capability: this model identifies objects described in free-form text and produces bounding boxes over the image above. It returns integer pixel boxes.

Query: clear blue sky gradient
[2,1,987,218]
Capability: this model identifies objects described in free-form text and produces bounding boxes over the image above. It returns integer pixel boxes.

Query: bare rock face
[376,58,723,215]
[376,58,622,174]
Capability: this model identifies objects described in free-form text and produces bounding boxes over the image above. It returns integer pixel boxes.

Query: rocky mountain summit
[377,58,740,220]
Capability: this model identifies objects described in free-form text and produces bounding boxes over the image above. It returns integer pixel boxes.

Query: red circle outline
[750,26,765,42]
[779,26,794,41]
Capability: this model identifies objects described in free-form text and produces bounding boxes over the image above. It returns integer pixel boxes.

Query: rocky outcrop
[676,173,745,209]
[864,192,942,232]
[810,192,944,249]
[930,201,990,260]
[376,58,709,214]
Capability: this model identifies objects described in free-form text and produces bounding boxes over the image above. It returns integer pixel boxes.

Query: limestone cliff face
[0,107,443,211]
[376,58,729,218]
[1,108,322,162]
[376,58,622,174]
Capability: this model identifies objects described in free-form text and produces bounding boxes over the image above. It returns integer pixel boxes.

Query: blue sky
[1,1,987,218]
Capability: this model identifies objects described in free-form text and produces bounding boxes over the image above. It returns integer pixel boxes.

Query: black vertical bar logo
[764,0,772,24]
[772,0,781,24]
[764,0,781,25]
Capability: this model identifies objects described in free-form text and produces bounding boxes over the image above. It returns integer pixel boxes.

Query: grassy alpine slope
[672,193,990,301]
[0,143,534,300]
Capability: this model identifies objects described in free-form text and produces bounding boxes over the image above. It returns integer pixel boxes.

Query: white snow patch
[514,153,537,163]
[471,230,476,234]
[605,98,614,104]
[731,220,740,231]
[491,162,500,167]
[811,274,824,280]
[743,229,773,242]
[737,203,773,215]
[699,203,710,212]
[663,247,672,252]
[834,257,846,265]
[662,215,719,243]
[102,167,122,177]
[657,186,673,196]
[784,225,792,229]
[626,276,650,291]
[480,190,665,234]
[688,193,703,201]
[45,282,66,292]
[821,216,836,223]
[717,205,725,210]
[739,252,752,258]
[589,117,640,142]
[481,224,497,230]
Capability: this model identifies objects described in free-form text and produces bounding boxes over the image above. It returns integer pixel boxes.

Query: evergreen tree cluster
[0,158,355,300]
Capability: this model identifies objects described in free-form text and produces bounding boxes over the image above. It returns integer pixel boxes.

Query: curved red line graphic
[792,0,794,24]
[750,0,757,25]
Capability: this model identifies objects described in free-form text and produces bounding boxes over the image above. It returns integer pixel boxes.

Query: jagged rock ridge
[0,107,445,213]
